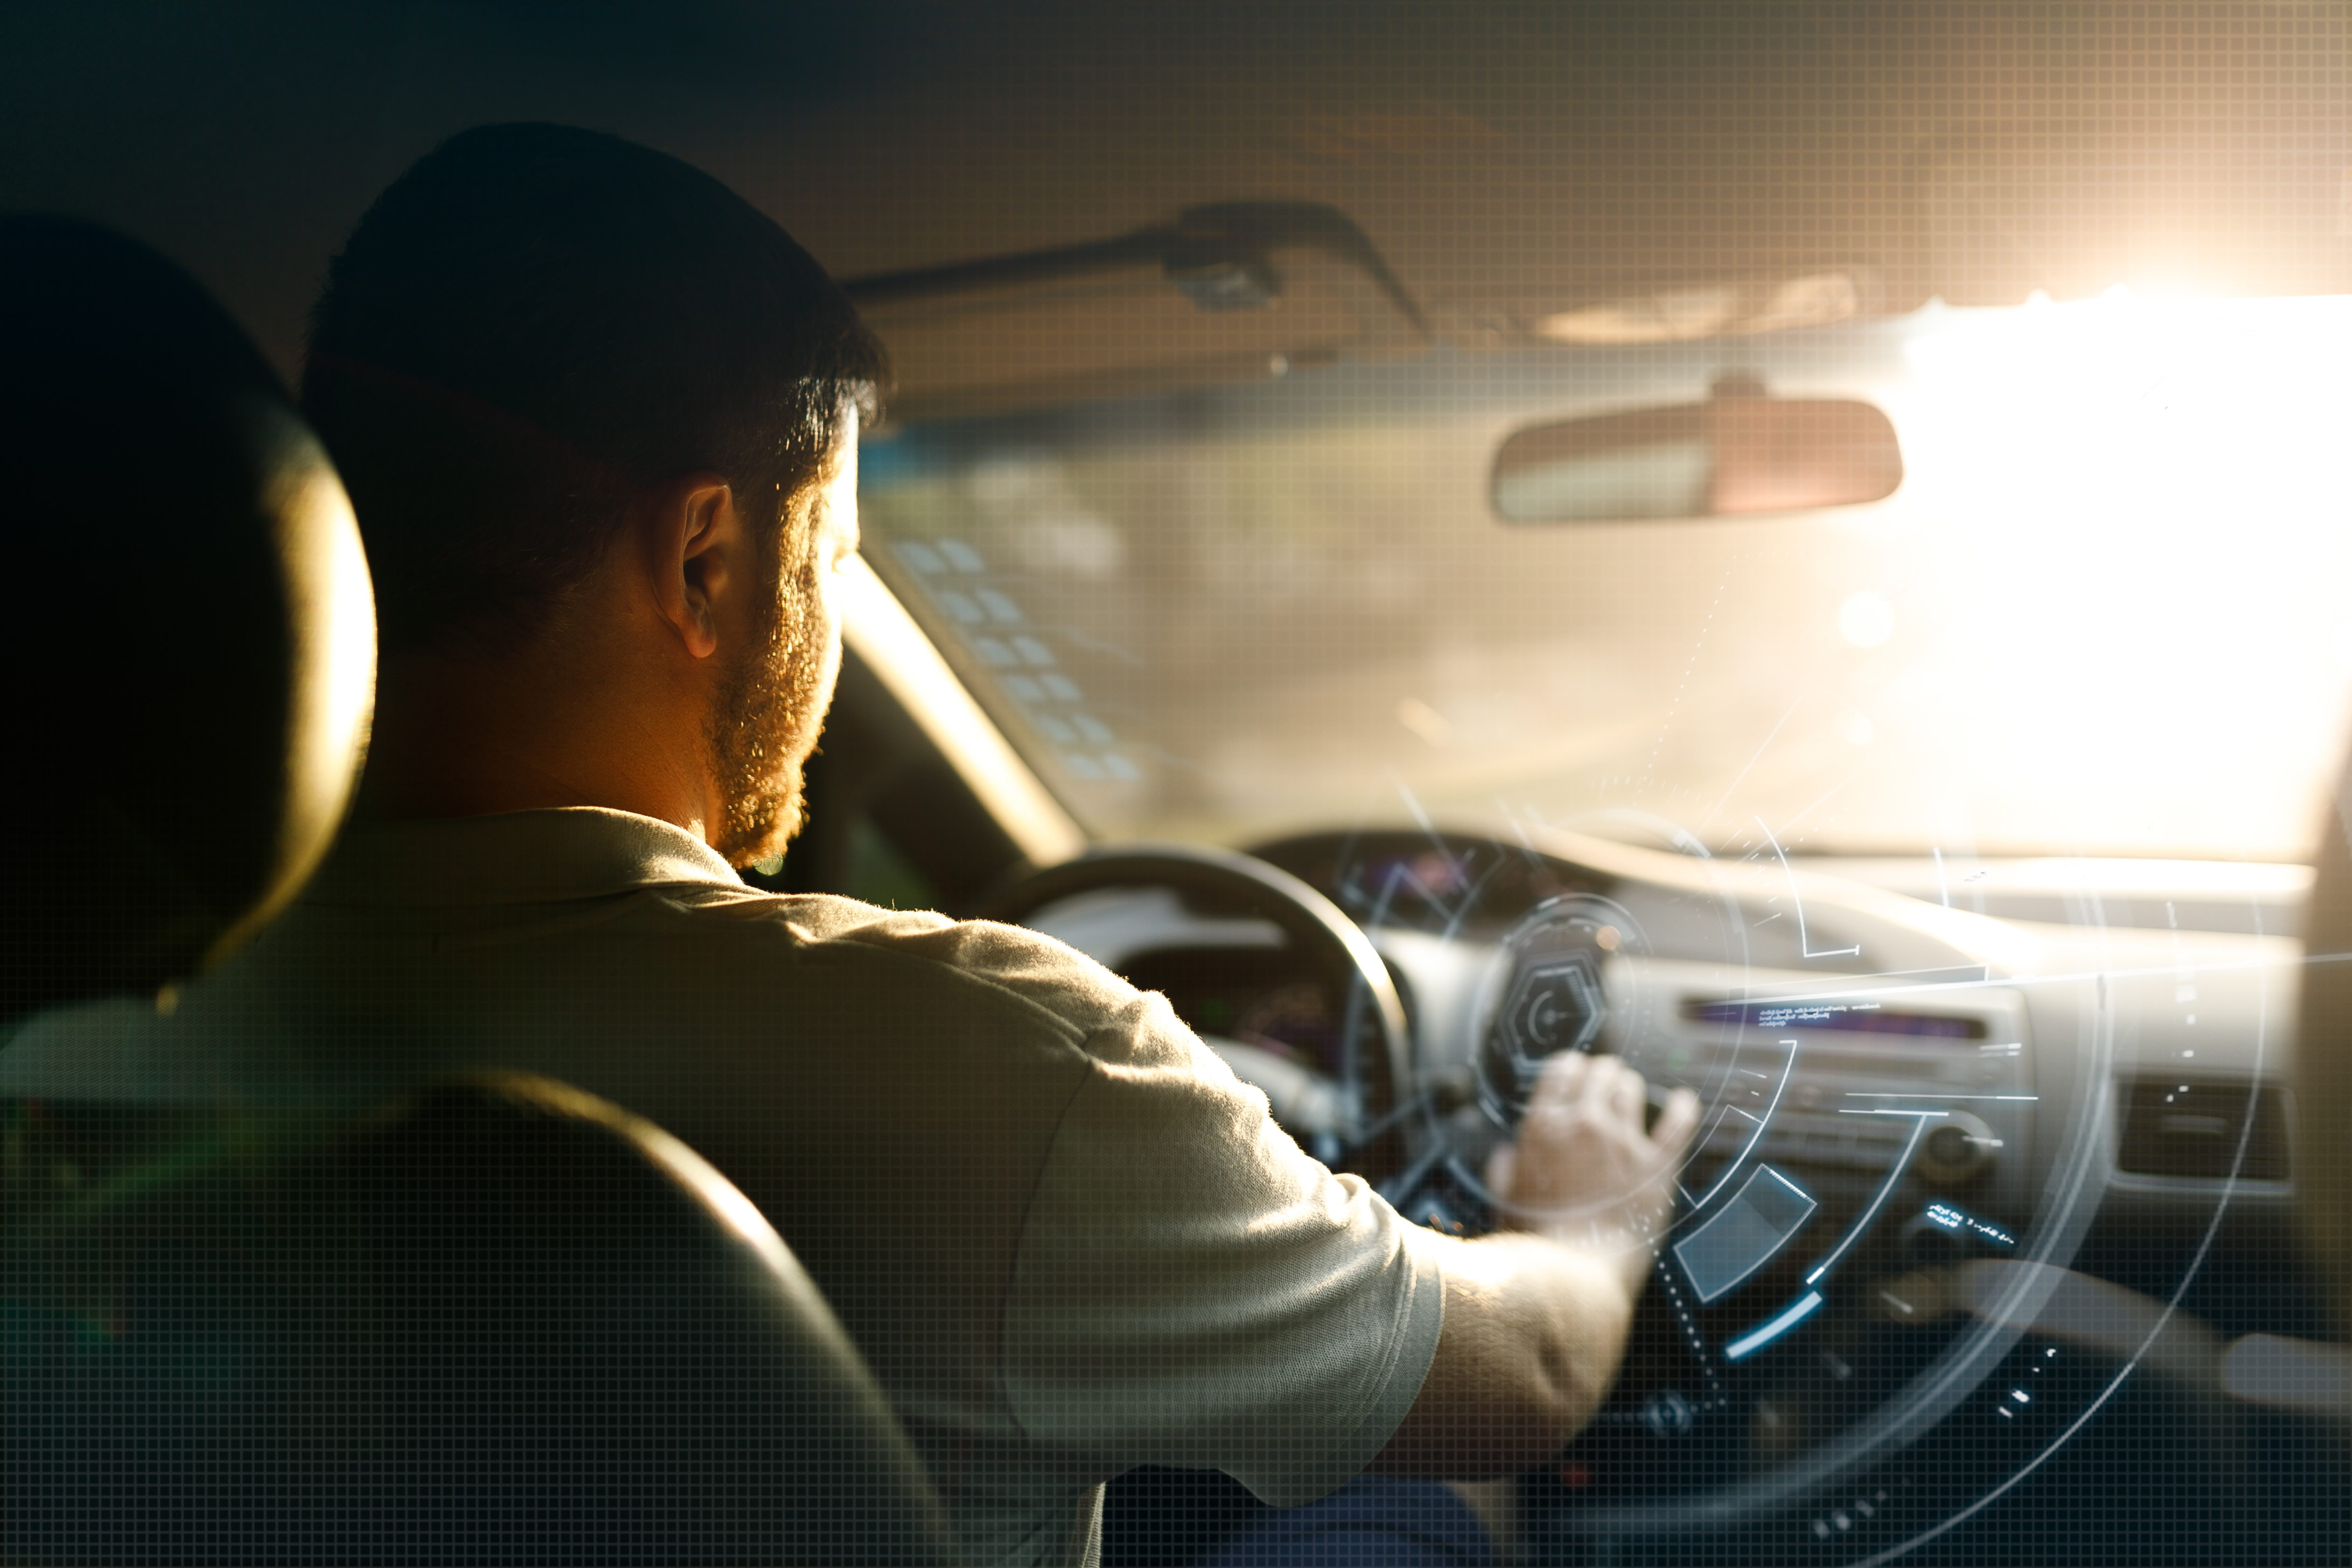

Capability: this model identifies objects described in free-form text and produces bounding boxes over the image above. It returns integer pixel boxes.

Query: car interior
[5,3,2350,1565]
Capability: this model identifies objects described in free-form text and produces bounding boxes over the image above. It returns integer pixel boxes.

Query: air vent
[2115,1078,2290,1183]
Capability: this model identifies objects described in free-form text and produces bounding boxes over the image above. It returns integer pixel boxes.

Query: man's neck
[357,639,718,841]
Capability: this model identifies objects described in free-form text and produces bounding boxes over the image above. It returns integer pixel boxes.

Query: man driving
[0,123,1696,1568]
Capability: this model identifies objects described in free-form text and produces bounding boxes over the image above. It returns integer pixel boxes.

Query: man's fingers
[1652,1085,1702,1160]
[1530,1052,1677,1140]
[1485,1142,1518,1199]
[1529,1048,1589,1109]
[1605,1066,1644,1123]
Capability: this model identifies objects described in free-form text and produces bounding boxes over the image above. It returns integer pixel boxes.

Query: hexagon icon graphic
[1479,947,1608,1128]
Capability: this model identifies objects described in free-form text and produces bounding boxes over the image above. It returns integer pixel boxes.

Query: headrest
[0,217,374,1026]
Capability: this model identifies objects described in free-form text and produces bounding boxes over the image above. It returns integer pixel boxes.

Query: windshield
[862,293,2352,862]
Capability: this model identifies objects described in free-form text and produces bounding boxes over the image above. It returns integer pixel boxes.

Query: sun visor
[844,203,1427,423]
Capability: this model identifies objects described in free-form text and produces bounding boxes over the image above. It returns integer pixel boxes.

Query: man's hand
[1372,1054,1701,1477]
[1485,1051,1700,1299]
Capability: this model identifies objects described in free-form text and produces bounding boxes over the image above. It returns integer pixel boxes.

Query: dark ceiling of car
[5,1,2346,390]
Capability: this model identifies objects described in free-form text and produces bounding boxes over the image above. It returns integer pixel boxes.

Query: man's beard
[707,541,829,868]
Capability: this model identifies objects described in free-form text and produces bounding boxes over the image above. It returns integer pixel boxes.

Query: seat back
[0,214,373,1028]
[3,1071,957,1565]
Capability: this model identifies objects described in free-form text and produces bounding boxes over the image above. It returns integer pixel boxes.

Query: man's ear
[645,473,737,661]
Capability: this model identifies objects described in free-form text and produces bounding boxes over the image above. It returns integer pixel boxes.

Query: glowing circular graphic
[1283,816,2205,1562]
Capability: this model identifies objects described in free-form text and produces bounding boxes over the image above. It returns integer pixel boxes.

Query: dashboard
[1022,825,2338,1566]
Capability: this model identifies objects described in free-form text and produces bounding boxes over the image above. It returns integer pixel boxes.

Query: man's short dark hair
[304,122,886,652]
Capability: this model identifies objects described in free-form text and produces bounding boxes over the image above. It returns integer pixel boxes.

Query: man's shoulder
[670,889,1155,1047]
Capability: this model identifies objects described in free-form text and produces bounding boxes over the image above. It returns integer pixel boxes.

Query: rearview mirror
[1491,380,1902,523]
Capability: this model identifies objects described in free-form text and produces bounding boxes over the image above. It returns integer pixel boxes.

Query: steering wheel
[974,843,1412,1180]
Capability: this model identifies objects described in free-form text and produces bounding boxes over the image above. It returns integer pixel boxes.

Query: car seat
[0,215,958,1565]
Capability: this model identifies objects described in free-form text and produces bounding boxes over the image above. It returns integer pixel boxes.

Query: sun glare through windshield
[865,293,2352,867]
